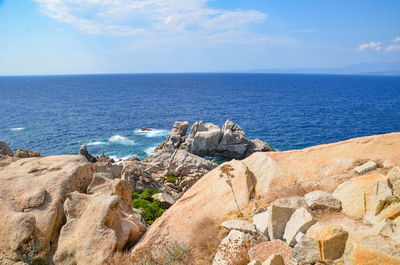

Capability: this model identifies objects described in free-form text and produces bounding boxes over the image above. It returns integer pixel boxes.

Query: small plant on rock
[219,164,243,217]
[20,237,48,265]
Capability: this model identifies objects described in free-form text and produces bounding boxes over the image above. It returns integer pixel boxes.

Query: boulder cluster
[120,119,273,203]
[0,150,146,265]
[132,132,400,265]
[2,131,400,265]
[0,141,41,158]
[122,148,217,203]
[157,120,274,159]
[211,162,400,265]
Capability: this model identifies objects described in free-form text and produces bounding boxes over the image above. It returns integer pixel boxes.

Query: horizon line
[1,71,400,78]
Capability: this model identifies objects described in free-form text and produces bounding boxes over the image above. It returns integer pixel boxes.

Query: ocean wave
[87,141,107,146]
[144,146,157,156]
[11,127,25,131]
[134,128,169,138]
[109,154,136,163]
[108,135,135,146]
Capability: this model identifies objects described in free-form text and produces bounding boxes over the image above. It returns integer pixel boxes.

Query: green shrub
[132,189,165,225]
[163,175,178,184]
[132,189,159,201]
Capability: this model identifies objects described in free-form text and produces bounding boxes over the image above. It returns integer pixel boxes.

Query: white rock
[291,236,320,265]
[267,196,307,240]
[304,190,342,211]
[212,230,253,265]
[221,220,257,234]
[354,161,378,174]
[369,219,400,243]
[283,207,316,246]
[253,210,270,238]
[152,192,176,206]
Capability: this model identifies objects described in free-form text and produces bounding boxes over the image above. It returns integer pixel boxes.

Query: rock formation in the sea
[132,132,400,264]
[0,153,145,265]
[157,120,274,159]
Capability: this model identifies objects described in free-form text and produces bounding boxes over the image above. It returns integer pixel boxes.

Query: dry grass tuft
[189,217,225,264]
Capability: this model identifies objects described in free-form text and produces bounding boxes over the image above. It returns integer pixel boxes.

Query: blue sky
[0,0,399,75]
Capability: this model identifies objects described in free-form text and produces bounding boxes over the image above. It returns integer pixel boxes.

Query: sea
[0,73,399,160]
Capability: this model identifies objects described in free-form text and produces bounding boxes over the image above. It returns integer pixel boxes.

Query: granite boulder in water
[158,120,274,159]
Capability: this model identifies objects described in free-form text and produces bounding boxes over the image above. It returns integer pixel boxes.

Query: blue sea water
[0,73,399,160]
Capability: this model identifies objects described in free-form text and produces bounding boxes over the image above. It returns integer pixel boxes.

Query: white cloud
[32,0,267,38]
[393,37,400,43]
[358,41,382,52]
[385,45,400,52]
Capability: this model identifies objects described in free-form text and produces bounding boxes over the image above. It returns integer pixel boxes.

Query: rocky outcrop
[122,148,217,201]
[13,148,41,158]
[0,156,95,262]
[79,144,97,163]
[0,155,145,264]
[157,120,274,159]
[0,141,13,156]
[53,173,146,265]
[132,132,400,262]
[144,148,217,177]
[332,174,392,220]
[156,121,189,150]
[343,218,400,265]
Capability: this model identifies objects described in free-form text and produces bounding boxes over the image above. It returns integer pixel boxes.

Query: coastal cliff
[0,131,400,265]
[131,132,400,264]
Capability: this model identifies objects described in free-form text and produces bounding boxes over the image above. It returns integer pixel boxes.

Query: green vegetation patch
[162,174,178,184]
[132,189,166,225]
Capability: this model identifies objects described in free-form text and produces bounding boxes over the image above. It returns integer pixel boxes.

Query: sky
[0,0,399,75]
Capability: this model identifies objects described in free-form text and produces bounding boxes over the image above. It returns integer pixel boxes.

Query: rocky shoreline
[1,124,400,265]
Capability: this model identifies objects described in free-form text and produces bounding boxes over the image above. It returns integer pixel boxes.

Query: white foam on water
[108,135,135,146]
[11,127,25,131]
[87,141,107,146]
[144,146,157,156]
[109,154,136,164]
[134,128,169,138]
